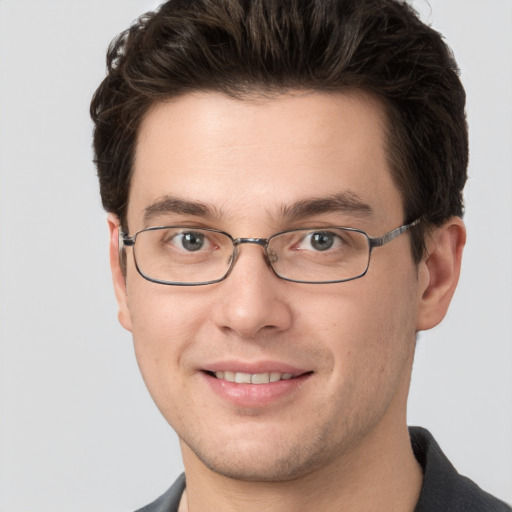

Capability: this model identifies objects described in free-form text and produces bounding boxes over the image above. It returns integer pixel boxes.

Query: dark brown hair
[90,0,468,262]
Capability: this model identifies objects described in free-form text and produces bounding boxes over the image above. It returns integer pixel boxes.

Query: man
[90,0,511,510]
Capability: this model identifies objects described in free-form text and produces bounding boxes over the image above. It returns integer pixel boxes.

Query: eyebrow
[280,192,374,222]
[142,191,374,225]
[143,196,220,224]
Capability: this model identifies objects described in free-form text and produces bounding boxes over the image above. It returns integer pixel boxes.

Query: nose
[212,244,293,340]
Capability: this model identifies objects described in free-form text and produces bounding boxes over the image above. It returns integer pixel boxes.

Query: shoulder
[410,427,511,512]
[135,473,186,512]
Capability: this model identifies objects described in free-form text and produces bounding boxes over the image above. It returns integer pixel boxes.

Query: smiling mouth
[207,371,309,384]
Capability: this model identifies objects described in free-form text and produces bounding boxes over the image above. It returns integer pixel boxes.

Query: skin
[108,90,465,512]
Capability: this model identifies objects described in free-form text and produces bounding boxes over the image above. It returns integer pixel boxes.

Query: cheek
[307,270,418,381]
[127,275,208,338]
[126,284,209,391]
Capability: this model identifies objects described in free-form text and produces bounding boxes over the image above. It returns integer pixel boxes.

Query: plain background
[0,1,510,510]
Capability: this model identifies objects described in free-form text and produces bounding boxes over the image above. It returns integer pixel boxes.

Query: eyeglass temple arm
[119,231,135,247]
[369,219,420,248]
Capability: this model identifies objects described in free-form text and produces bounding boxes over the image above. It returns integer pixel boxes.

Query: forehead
[129,90,403,231]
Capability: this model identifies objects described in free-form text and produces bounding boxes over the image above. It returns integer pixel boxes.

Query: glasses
[120,219,420,286]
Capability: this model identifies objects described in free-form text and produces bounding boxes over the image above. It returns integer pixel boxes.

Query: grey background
[0,1,510,510]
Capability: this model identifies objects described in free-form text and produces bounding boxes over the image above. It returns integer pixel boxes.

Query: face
[112,90,431,481]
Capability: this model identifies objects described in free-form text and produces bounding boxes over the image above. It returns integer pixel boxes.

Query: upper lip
[201,360,311,375]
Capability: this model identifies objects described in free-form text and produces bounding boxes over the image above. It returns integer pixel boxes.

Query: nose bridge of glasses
[231,237,274,268]
[234,237,269,247]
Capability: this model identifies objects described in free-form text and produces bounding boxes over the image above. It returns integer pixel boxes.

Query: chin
[198,451,321,482]
[181,425,342,482]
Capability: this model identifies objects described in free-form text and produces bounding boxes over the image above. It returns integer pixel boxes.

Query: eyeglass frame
[119,218,420,286]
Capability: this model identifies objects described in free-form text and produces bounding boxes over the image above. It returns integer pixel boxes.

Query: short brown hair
[91,0,468,262]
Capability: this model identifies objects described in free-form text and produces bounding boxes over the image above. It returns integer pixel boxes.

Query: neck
[180,422,423,512]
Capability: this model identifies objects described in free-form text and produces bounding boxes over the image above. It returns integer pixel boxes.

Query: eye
[180,232,205,251]
[309,232,335,251]
[165,231,209,252]
[301,231,341,251]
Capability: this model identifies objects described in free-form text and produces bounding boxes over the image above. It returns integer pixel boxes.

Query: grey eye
[181,232,205,251]
[310,232,335,251]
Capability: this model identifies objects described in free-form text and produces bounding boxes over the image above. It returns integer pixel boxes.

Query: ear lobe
[107,214,133,332]
[416,217,466,331]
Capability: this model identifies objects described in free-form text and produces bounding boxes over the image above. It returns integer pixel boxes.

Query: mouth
[200,362,313,407]
[207,370,306,384]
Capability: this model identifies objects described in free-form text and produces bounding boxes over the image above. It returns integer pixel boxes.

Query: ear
[107,214,133,332]
[416,217,466,331]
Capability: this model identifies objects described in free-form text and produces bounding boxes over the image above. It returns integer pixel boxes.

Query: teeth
[269,372,281,382]
[214,371,296,384]
[235,372,251,383]
[251,373,269,384]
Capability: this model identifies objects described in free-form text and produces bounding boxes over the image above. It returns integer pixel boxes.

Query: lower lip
[202,372,312,408]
